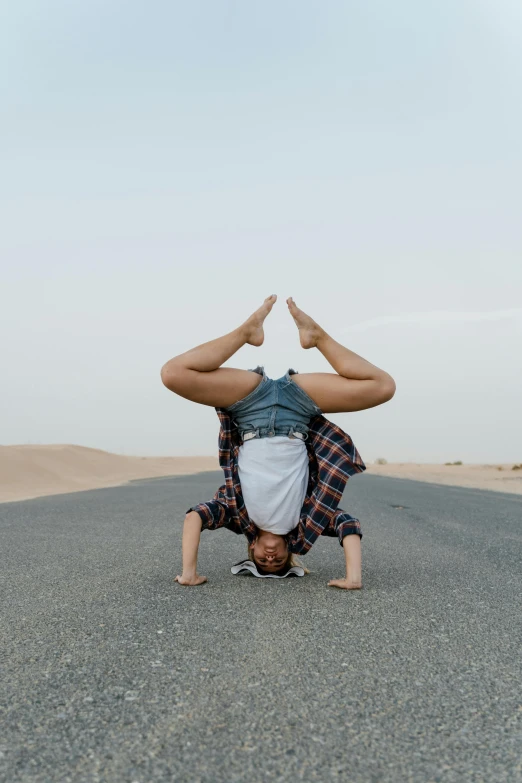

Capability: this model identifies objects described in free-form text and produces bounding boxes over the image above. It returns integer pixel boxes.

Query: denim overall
[226,367,322,443]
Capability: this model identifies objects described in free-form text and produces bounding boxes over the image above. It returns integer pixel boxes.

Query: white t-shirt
[237,436,309,535]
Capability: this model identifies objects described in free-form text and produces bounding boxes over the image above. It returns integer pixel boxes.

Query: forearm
[343,534,362,584]
[328,534,362,590]
[181,511,203,575]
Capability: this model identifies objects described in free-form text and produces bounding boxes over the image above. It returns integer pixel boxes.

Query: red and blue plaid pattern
[190,409,365,554]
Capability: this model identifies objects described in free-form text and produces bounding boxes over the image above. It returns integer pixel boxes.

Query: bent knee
[379,374,396,403]
[160,360,190,393]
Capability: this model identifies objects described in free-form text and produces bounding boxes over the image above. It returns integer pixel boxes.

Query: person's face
[252,532,288,574]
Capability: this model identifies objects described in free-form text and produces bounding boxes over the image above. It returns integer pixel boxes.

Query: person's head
[249,530,290,574]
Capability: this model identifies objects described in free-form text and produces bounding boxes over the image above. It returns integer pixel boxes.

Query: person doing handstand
[161,296,395,589]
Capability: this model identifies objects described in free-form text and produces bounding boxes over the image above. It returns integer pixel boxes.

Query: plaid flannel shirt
[190,409,366,554]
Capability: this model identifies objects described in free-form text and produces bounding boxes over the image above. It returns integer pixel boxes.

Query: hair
[247,542,309,574]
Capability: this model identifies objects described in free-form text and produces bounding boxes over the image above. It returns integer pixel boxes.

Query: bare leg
[161,295,277,408]
[286,297,395,413]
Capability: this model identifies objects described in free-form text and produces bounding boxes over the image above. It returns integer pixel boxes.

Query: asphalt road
[1,472,521,783]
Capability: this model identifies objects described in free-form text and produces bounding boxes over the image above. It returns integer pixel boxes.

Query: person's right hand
[174,574,208,586]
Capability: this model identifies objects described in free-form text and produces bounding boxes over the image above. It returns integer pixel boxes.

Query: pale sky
[1,1,521,463]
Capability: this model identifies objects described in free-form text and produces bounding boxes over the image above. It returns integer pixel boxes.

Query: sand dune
[367,462,522,495]
[0,445,219,503]
[2,445,521,504]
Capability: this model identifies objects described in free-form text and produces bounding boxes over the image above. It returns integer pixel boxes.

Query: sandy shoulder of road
[0,445,219,504]
[366,462,522,495]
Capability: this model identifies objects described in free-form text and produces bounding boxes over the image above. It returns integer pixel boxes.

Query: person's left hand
[328,578,362,590]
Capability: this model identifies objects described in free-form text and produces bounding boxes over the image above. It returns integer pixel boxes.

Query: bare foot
[328,578,362,590]
[286,297,325,349]
[243,295,277,346]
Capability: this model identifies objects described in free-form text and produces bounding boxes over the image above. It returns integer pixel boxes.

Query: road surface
[1,472,521,782]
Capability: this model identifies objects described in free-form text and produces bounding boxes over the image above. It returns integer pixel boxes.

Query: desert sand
[0,445,219,504]
[367,462,522,495]
[1,445,522,504]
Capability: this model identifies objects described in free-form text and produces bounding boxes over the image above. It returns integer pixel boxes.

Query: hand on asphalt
[174,574,208,586]
[328,578,362,590]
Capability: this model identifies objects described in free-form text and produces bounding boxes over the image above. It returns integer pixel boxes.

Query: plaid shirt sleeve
[287,415,365,554]
[187,409,255,540]
[188,485,245,536]
[318,509,362,544]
